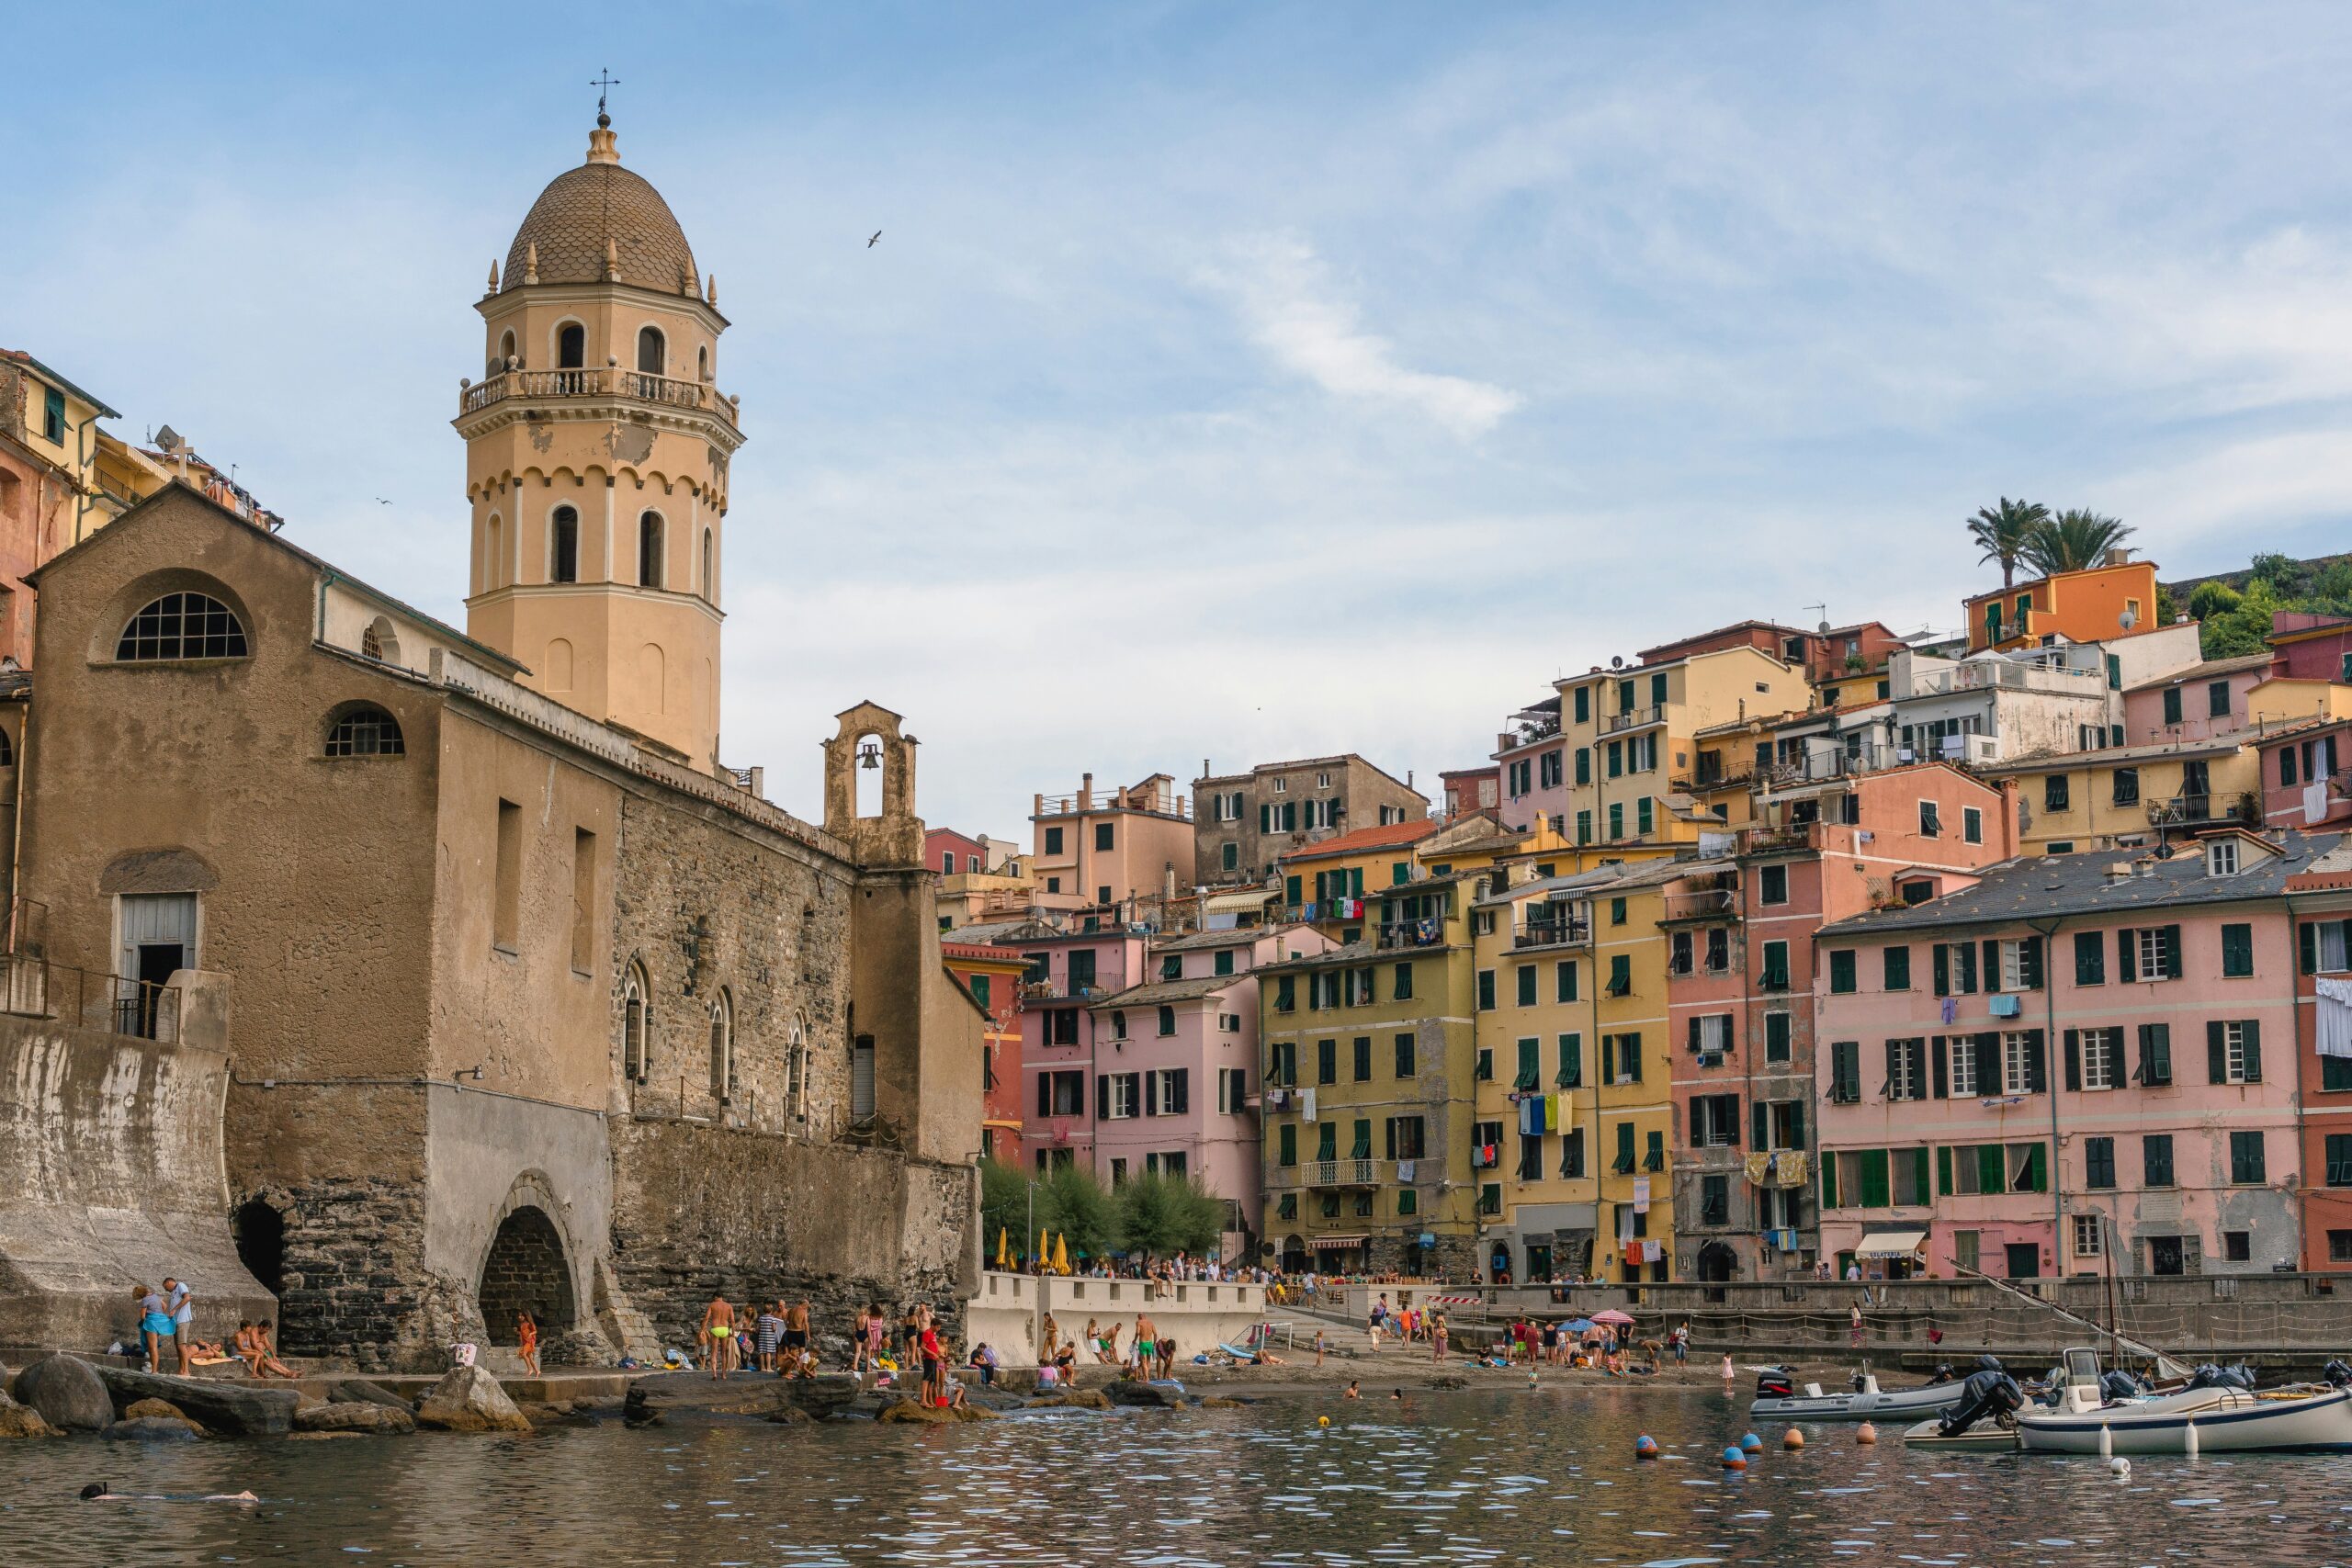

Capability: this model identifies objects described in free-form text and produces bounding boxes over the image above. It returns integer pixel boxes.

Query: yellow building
[1985,738,2262,854]
[1555,646,1813,855]
[1258,873,1481,1277]
[1275,812,1583,947]
[457,112,742,772]
[1470,857,1688,1283]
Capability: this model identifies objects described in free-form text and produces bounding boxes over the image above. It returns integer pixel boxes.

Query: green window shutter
[1556,961,1577,1003]
[1752,1100,1768,1149]
[2207,1019,2226,1083]
[1279,1123,1295,1165]
[2304,920,2320,976]
[1820,1150,1839,1208]
[1516,965,1537,1007]
[2117,928,2137,983]
[1976,1144,2005,1194]
[1608,803,1623,839]
[1911,1147,1930,1202]
[1351,866,1364,897]
[1600,1034,1616,1082]
[2222,923,2253,977]
[1557,1033,1581,1088]
[2106,653,2121,690]
[1932,944,1950,996]
[1859,1149,1889,1208]
[1957,942,1978,994]
[1285,875,1302,905]
[1829,951,1856,994]
[1576,749,1590,784]
[1936,1145,1953,1196]
[2021,937,2044,989]
[2027,1143,2048,1193]
[2075,931,2103,986]
[2162,925,2184,980]
[1789,1100,1804,1148]
[1636,797,1654,834]
[2244,1020,2262,1082]
[1614,1120,1634,1168]
[1516,1037,1538,1087]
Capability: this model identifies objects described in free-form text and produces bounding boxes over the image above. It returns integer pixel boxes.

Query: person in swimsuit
[1132,1313,1156,1376]
[516,1311,540,1377]
[699,1294,735,1380]
[918,1320,946,1405]
[1040,1313,1061,1366]
[850,1306,873,1373]
[866,1303,887,1376]
[783,1300,812,1369]
[164,1278,195,1376]
[134,1284,172,1373]
[901,1304,924,1374]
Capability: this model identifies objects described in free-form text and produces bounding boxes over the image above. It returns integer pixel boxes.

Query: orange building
[1964,558,2161,652]
[942,940,1030,1161]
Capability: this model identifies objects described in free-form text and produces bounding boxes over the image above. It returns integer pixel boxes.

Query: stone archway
[476,1202,578,1347]
[1696,1241,1738,1303]
[232,1199,286,1299]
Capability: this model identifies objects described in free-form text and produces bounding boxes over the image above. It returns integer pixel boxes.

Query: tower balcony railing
[458,367,739,429]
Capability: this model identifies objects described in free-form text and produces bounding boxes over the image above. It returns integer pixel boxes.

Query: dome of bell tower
[501,116,699,295]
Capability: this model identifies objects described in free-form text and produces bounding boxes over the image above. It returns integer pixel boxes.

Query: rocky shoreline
[0,1348,1761,1444]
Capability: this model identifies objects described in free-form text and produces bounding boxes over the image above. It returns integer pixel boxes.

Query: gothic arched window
[639,512,664,589]
[557,323,585,370]
[551,505,580,584]
[708,989,734,1103]
[622,961,650,1082]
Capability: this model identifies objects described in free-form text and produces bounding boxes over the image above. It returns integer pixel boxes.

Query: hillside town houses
[916,548,2352,1288]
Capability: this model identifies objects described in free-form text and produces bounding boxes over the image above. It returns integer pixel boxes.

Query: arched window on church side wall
[622,962,650,1082]
[697,344,709,382]
[637,326,665,377]
[708,989,733,1102]
[639,513,664,589]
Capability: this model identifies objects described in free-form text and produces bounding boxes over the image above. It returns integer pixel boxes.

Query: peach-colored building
[1029,773,1193,920]
[1813,830,2325,1280]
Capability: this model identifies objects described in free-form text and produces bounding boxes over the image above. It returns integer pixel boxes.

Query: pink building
[2119,653,2270,744]
[1005,923,1147,1174]
[1813,830,2328,1280]
[1030,773,1193,919]
[2254,716,2351,833]
[1087,923,1333,1254]
[2267,612,2352,682]
[1667,763,2012,1284]
[1493,696,1566,831]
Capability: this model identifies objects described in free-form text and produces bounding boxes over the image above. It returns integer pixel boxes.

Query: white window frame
[2081,1026,2119,1091]
[2208,840,2240,876]
[1272,777,1287,794]
[1888,1038,1923,1102]
[1104,1074,1138,1120]
[1948,1037,1978,1098]
[2002,1030,2032,1095]
[2223,1021,2251,1084]
[1695,1013,1732,1054]
[1317,771,1332,789]
[1997,940,2026,993]
[2072,1213,2103,1258]
[2137,928,2168,977]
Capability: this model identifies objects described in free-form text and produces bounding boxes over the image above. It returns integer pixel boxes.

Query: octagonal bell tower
[454,110,743,771]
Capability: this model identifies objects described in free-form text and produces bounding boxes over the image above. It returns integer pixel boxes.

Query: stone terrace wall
[609,1117,977,1355]
[0,1010,273,1348]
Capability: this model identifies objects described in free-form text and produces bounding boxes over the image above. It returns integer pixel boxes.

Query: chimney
[1080,772,1093,811]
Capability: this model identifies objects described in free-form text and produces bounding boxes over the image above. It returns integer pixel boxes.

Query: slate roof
[1092,975,1239,1009]
[1820,831,2342,938]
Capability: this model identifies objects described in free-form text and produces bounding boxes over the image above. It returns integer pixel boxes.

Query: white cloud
[1202,234,1521,437]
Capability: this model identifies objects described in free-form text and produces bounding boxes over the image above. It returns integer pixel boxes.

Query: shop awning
[1204,889,1277,914]
[1855,1228,1928,1259]
[1309,1234,1368,1248]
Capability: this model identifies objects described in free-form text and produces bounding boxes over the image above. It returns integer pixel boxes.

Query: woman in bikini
[516,1311,540,1377]
[851,1305,873,1374]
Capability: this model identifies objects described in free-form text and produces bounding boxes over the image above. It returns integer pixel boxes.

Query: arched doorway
[477,1205,577,1346]
[232,1199,285,1299]
[1696,1241,1737,1303]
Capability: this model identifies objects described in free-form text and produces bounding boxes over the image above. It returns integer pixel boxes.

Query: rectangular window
[1393,962,1414,1000]
[1555,961,1577,1003]
[1576,810,1592,845]
[1760,863,1789,905]
[570,827,596,971]
[1476,1047,1494,1081]
[1215,949,1235,976]
[2209,680,2232,718]
[1883,946,1910,990]
[1518,1129,1545,1179]
[2001,1030,2038,1095]
[1611,1122,1635,1174]
[493,797,523,952]
[2221,922,2254,978]
[1387,1114,1427,1160]
[1947,1034,1978,1098]
[2044,773,2071,812]
[1919,800,1940,838]
[2143,1134,2175,1188]
[1394,1032,1416,1078]
[1760,941,1790,991]
[1636,796,1654,835]
[1690,1012,1732,1055]
[1764,1011,1791,1063]
[1692,1092,1741,1147]
[2085,1135,2115,1190]
[1045,826,1064,855]
[1162,955,1183,980]
[1278,1122,1296,1166]
[1317,1039,1337,1085]
[2074,931,2105,987]
[1828,950,1857,994]
[1555,1032,1582,1089]
[1352,1036,1372,1082]
[1885,1036,1925,1101]
[1477,970,1496,1010]
[2073,1213,2104,1258]
[1962,806,1983,844]
[2327,1134,2352,1187]
[2209,1019,2261,1084]
[2076,1026,2120,1090]
[1575,748,1590,785]
[1513,1036,1540,1090]
[1828,1039,1860,1102]
[1094,822,1114,852]
[1607,954,1631,996]
[1102,1074,1138,1119]
[1516,964,1537,1007]
[1574,686,1590,724]
[1611,897,1628,926]
[2162,685,2184,726]
[2230,1130,2267,1185]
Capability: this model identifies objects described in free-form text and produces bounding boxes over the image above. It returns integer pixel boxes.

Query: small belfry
[453,101,742,771]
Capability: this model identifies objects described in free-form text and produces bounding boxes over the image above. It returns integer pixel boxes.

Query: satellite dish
[1817,620,1832,634]
[1610,655,1623,669]
[153,424,183,453]
[2120,608,2138,631]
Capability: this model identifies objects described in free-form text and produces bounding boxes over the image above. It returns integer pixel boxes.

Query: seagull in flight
[868,231,882,248]
[374,498,392,505]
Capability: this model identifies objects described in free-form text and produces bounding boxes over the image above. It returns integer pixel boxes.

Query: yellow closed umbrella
[1039,1226,1050,1270]
[995,1228,1010,1269]
[1053,1233,1070,1274]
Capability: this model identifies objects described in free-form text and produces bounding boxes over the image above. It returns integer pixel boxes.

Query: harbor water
[5,1384,2349,1565]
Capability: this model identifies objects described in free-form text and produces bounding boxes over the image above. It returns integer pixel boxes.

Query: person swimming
[82,1483,259,1503]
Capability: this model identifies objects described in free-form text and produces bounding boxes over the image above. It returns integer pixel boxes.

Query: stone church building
[7,113,984,1369]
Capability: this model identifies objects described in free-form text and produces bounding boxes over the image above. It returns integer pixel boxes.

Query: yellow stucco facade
[1989,739,2263,854]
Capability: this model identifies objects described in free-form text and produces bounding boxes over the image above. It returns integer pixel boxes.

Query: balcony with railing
[1300,1157,1386,1189]
[1019,979,1107,1003]
[1760,744,1901,790]
[1376,920,1449,951]
[1741,820,1823,855]
[0,953,184,1043]
[1513,913,1591,950]
[1600,703,1667,735]
[458,367,740,429]
[1660,886,1737,923]
[2146,791,2258,829]
[1904,658,2103,698]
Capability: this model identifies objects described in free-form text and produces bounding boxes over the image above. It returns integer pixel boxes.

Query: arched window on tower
[696,344,709,382]
[637,326,665,378]
[639,513,664,589]
[486,515,504,590]
[499,329,517,368]
[557,322,585,374]
[700,529,714,603]
[550,505,579,584]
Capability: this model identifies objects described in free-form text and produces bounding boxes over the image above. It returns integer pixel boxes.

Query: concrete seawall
[967,1271,1268,1365]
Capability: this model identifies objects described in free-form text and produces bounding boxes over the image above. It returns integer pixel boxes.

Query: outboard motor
[2322,1359,2352,1390]
[1936,1368,2024,1438]
[1755,1367,1795,1401]
[1849,1370,1871,1393]
[1974,1354,2005,1375]
[2098,1369,2144,1403]
[2188,1362,2256,1392]
[1927,1361,1958,1385]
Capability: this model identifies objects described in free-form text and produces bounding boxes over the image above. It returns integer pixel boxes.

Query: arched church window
[637,326,665,377]
[324,704,404,758]
[551,505,580,584]
[639,513,664,589]
[557,323,585,370]
[117,592,247,661]
[622,962,650,1082]
[709,989,734,1102]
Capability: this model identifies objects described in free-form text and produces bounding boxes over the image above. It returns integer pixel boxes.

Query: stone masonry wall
[608,1117,977,1359]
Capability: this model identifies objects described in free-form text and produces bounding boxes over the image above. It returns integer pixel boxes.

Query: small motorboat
[1904,1359,2028,1450]
[2016,1348,2352,1455]
[1749,1361,1973,1422]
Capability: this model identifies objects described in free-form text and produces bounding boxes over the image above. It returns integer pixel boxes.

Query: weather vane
[592,68,620,121]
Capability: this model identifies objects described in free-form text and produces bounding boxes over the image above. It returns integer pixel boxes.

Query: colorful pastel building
[1257,873,1481,1276]
[1962,556,2161,653]
[2265,611,2352,683]
[1984,736,2263,856]
[1666,761,2014,1283]
[1003,921,1147,1172]
[1088,923,1332,1252]
[2120,652,2270,744]
[1192,753,1426,888]
[1029,773,1193,920]
[2285,840,2352,1270]
[1442,765,1500,820]
[941,939,1032,1162]
[1813,831,2328,1280]
[1494,695,1567,832]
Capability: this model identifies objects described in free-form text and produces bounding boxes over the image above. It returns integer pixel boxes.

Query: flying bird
[375,498,392,505]
[868,231,882,248]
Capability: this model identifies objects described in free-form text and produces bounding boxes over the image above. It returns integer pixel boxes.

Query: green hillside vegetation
[2182,554,2352,659]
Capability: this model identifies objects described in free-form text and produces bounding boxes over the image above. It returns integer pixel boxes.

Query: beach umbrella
[1591,1308,1635,1326]
[1053,1233,1070,1274]
[996,1228,1010,1269]
[1565,1318,1597,1333]
[1040,1226,1050,1269]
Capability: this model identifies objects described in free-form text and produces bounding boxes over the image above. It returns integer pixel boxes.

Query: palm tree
[2020,510,2135,578]
[1967,498,2050,588]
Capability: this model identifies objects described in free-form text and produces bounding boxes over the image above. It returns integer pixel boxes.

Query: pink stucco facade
[1088,923,1332,1248]
[1815,854,2310,1280]
[1012,929,1145,1172]
[2119,657,2267,745]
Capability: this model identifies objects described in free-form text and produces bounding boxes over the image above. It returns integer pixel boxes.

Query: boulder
[415,1365,531,1433]
[16,1356,114,1433]
[876,1398,999,1424]
[331,1379,411,1412]
[0,1393,58,1438]
[289,1431,367,1440]
[295,1401,415,1436]
[1106,1380,1186,1408]
[1027,1389,1114,1411]
[95,1369,300,1438]
[104,1416,204,1441]
[124,1398,187,1422]
[1198,1396,1245,1409]
[763,1404,814,1425]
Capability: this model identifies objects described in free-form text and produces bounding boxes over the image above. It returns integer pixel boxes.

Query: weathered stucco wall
[421,1084,611,1348]
[0,1010,273,1348]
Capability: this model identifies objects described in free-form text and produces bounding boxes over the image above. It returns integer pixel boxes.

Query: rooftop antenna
[592,67,620,124]
[1804,603,1830,634]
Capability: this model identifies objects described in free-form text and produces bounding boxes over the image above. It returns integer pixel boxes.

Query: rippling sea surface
[6,1385,2352,1565]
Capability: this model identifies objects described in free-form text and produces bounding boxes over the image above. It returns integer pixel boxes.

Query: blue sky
[14,3,2352,834]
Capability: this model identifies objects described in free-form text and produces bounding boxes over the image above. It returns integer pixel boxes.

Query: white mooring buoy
[2184,1418,2199,1458]
[2098,1422,2112,1459]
